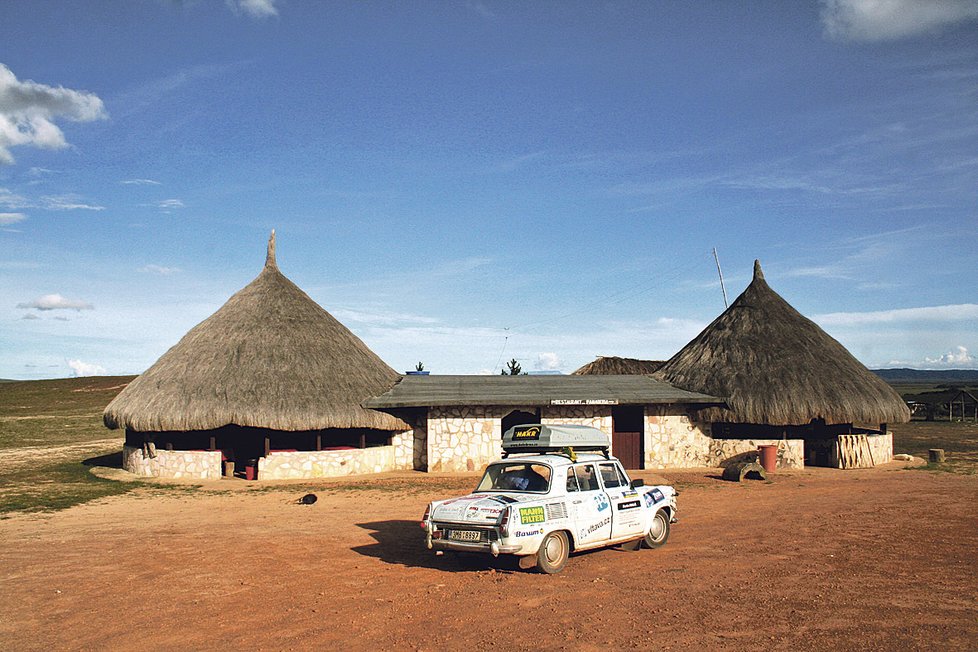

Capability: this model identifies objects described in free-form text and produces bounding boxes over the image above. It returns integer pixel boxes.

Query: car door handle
[572,500,583,504]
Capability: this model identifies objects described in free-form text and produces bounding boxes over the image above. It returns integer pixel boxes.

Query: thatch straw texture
[572,356,665,375]
[104,233,407,433]
[654,261,910,426]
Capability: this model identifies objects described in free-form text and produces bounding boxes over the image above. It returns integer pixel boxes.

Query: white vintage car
[421,424,678,573]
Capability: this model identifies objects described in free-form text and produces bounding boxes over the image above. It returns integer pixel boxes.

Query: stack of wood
[837,434,875,469]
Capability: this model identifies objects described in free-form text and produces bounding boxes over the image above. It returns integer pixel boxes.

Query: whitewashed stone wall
[258,430,414,479]
[644,411,806,470]
[427,406,502,473]
[708,438,805,470]
[426,405,620,473]
[122,444,222,479]
[864,432,893,466]
[644,411,714,468]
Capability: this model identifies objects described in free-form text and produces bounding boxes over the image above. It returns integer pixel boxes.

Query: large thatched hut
[104,232,410,480]
[572,356,665,375]
[654,260,909,468]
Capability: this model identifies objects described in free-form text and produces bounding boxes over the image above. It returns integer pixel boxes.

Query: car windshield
[476,462,552,493]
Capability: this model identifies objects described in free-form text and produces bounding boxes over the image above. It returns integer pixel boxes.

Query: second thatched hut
[654,260,909,469]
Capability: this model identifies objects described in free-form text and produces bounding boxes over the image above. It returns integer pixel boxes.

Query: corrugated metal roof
[363,374,724,409]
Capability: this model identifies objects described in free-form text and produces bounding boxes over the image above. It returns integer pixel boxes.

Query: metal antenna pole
[713,247,729,308]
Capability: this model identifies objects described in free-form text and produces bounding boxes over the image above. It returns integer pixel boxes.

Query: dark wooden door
[612,406,644,469]
[613,431,642,470]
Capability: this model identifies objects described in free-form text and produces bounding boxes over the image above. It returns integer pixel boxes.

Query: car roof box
[501,424,610,457]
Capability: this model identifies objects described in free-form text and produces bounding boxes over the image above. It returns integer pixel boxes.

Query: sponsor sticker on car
[519,506,546,524]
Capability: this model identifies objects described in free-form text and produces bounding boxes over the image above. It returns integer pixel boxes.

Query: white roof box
[502,424,610,456]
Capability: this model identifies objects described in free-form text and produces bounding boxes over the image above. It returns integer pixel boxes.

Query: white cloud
[0,189,103,211]
[20,313,39,320]
[0,187,28,209]
[17,293,94,311]
[140,264,181,275]
[0,212,26,225]
[534,352,562,371]
[121,178,161,186]
[228,0,279,19]
[331,307,440,327]
[67,359,106,377]
[925,345,975,366]
[39,194,105,211]
[0,63,107,164]
[158,198,184,210]
[821,0,978,41]
[816,303,978,326]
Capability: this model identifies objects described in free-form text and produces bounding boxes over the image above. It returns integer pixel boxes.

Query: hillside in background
[872,369,978,385]
[0,376,136,419]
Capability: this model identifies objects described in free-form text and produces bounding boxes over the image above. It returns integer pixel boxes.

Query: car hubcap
[649,515,665,540]
[545,536,563,562]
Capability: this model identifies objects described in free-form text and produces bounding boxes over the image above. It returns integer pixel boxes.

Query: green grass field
[1,376,975,517]
[0,376,136,516]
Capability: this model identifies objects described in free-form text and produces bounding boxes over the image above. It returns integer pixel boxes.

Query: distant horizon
[5,366,978,384]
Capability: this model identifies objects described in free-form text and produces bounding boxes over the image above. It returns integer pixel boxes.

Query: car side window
[566,468,580,492]
[574,464,600,491]
[599,462,624,488]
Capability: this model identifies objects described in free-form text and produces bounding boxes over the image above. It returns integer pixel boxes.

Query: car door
[567,463,612,547]
[598,461,647,540]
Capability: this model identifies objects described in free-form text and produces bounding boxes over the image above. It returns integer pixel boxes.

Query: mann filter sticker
[519,506,546,524]
[617,500,641,511]
[511,425,542,441]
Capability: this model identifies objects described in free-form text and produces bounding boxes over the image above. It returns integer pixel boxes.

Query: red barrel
[758,445,778,473]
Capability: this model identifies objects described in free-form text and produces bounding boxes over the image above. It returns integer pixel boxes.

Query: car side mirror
[630,479,645,488]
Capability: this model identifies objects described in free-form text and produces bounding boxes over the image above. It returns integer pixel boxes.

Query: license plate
[448,529,482,542]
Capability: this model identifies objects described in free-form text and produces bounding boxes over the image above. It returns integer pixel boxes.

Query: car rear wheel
[536,531,569,574]
[644,509,670,548]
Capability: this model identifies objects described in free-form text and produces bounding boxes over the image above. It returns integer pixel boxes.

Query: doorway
[612,406,644,470]
[501,409,540,435]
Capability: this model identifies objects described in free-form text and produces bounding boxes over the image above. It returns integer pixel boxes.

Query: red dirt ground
[1,463,976,651]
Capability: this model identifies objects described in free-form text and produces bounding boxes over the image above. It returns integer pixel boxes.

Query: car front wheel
[536,531,569,574]
[644,509,670,548]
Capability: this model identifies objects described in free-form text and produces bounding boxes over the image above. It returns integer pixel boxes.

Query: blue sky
[1,0,976,379]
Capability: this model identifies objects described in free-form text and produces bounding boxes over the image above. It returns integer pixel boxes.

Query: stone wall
[122,444,222,479]
[426,406,501,473]
[258,430,414,479]
[426,405,621,473]
[412,422,428,471]
[644,410,714,468]
[708,438,805,470]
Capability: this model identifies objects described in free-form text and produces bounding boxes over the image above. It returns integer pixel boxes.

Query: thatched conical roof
[653,260,910,426]
[572,356,665,375]
[104,232,407,432]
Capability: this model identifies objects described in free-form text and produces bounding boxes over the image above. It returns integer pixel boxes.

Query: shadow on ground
[82,451,123,468]
[352,520,523,573]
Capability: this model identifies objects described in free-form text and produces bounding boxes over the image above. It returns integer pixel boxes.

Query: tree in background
[501,358,526,375]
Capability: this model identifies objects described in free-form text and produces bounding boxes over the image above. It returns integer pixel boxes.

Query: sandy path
[1,465,976,651]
